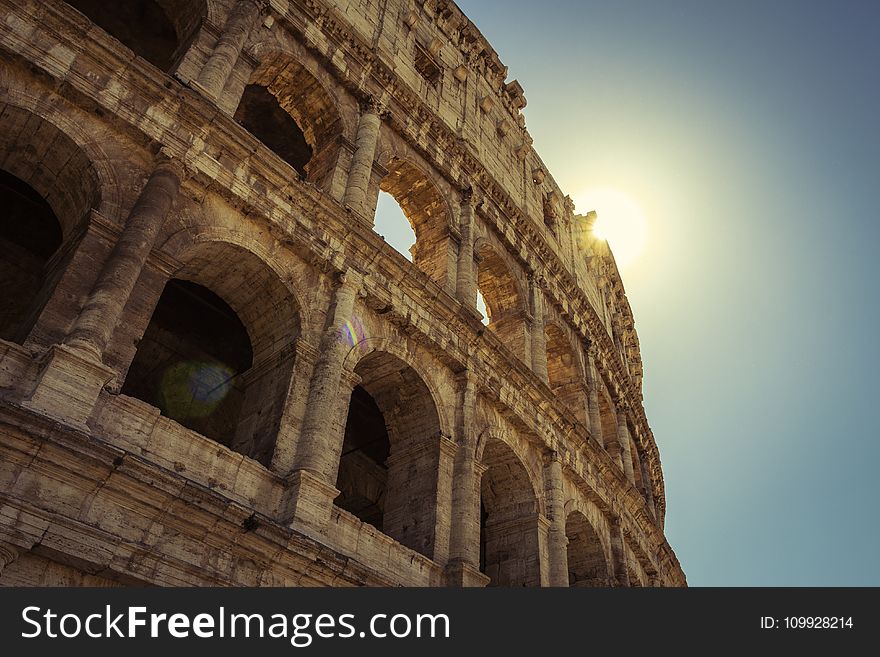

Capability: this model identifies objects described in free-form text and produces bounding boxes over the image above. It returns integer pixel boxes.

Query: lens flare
[158,361,235,419]
[339,315,367,347]
[573,188,648,268]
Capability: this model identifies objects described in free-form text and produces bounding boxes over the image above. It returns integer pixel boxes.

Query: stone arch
[236,51,346,184]
[158,224,312,335]
[342,336,452,437]
[64,0,207,72]
[378,157,454,287]
[544,321,587,423]
[120,239,301,466]
[475,238,528,361]
[0,101,104,344]
[477,434,542,586]
[565,510,612,587]
[598,385,618,447]
[335,346,446,559]
[626,544,649,587]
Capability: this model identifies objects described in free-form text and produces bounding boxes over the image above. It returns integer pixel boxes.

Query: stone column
[529,274,548,382]
[270,338,321,476]
[343,100,382,219]
[193,0,266,101]
[0,542,19,577]
[67,159,183,359]
[445,370,490,586]
[543,451,569,587]
[616,403,636,484]
[286,271,362,530]
[429,435,458,566]
[609,516,630,587]
[585,344,604,447]
[24,158,183,425]
[455,188,477,311]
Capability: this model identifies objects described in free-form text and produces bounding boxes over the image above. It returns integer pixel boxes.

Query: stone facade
[0,0,685,587]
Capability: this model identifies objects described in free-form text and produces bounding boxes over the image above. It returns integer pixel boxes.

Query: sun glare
[573,188,647,268]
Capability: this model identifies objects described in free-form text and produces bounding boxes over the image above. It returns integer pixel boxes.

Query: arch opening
[598,388,618,447]
[0,103,101,345]
[378,158,451,286]
[65,0,205,72]
[565,511,611,587]
[240,55,344,187]
[0,171,63,342]
[373,191,417,261]
[335,350,443,559]
[545,323,587,423]
[626,547,648,587]
[479,438,540,586]
[234,84,313,176]
[121,242,300,466]
[476,243,527,361]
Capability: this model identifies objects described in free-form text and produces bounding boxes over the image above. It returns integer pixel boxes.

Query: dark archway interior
[121,279,254,451]
[479,439,540,587]
[66,0,186,72]
[234,85,313,176]
[566,512,609,587]
[0,170,63,342]
[334,385,391,530]
[333,351,442,558]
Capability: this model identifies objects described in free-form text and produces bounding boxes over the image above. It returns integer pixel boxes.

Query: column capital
[155,149,188,181]
[542,447,562,466]
[358,95,386,116]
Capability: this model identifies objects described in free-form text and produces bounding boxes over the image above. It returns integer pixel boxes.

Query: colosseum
[0,0,685,587]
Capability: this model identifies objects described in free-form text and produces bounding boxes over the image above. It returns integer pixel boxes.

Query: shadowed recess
[335,350,442,559]
[0,170,63,342]
[65,0,205,72]
[234,84,313,177]
[121,279,253,448]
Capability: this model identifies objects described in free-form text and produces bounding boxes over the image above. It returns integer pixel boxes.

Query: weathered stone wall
[0,0,684,587]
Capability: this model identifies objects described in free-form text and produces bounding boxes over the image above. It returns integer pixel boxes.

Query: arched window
[121,279,253,451]
[121,242,300,466]
[0,103,100,347]
[238,55,344,188]
[65,0,205,72]
[378,158,452,289]
[476,242,528,362]
[565,511,611,586]
[475,289,490,326]
[479,439,540,586]
[0,171,63,342]
[335,351,443,559]
[598,388,618,447]
[234,84,313,176]
[373,191,417,260]
[545,323,587,424]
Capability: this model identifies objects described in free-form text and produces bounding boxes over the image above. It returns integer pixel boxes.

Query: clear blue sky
[381,0,880,585]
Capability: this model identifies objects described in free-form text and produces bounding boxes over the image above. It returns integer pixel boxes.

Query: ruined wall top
[301,0,644,387]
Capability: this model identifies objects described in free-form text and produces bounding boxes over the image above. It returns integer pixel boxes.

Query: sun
[573,188,647,268]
